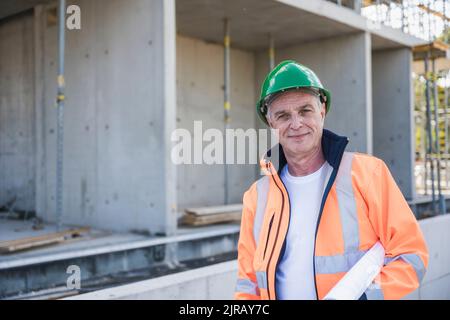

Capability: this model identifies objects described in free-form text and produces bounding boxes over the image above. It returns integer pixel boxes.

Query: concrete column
[162,0,177,236]
[256,31,373,153]
[372,48,415,200]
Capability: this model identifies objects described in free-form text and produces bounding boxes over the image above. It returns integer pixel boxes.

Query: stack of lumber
[181,204,242,226]
[0,227,90,254]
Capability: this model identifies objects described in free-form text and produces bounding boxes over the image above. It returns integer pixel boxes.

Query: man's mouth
[288,132,310,138]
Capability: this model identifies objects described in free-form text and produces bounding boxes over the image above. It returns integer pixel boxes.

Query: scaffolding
[414,44,450,209]
[328,0,448,42]
[411,1,450,215]
[330,0,450,214]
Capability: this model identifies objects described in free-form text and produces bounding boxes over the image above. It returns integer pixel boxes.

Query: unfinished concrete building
[1,0,449,299]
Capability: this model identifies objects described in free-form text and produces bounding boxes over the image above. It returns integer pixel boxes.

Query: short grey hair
[263,87,323,121]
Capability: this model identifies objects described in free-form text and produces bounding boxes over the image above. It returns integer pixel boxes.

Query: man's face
[266,90,326,157]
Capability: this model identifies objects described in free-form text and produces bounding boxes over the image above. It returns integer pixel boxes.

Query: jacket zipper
[273,176,291,300]
[263,214,275,260]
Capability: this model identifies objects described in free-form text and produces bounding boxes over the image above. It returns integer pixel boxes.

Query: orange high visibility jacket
[235,129,429,300]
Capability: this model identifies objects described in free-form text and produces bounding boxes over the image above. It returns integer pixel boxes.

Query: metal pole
[432,59,446,214]
[223,18,230,205]
[421,92,429,195]
[419,2,424,38]
[269,33,275,71]
[401,0,407,33]
[444,4,449,191]
[425,52,437,213]
[445,71,449,189]
[423,115,428,194]
[56,0,66,231]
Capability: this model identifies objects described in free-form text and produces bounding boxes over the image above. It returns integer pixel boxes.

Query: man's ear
[320,102,326,119]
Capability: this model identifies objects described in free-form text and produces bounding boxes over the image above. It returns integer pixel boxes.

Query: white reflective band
[315,250,368,274]
[385,253,426,282]
[335,152,360,252]
[235,278,259,295]
[256,271,268,289]
[254,176,269,244]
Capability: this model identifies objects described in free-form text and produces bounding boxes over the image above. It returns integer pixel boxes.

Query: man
[235,60,428,300]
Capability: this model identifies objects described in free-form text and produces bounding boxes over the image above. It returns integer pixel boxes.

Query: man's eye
[278,114,289,120]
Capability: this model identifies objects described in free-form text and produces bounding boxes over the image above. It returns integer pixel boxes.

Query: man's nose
[289,114,303,130]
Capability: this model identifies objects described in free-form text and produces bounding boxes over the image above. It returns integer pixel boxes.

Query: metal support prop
[56,0,66,230]
[445,72,449,189]
[224,18,230,205]
[425,52,437,213]
[432,59,446,214]
[401,0,406,32]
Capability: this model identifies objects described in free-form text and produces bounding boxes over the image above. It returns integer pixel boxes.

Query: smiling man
[234,60,429,300]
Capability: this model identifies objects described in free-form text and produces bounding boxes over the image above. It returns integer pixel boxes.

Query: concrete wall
[0,11,35,212]
[372,48,415,200]
[405,214,450,300]
[34,0,177,234]
[256,32,373,153]
[70,214,450,300]
[176,35,257,210]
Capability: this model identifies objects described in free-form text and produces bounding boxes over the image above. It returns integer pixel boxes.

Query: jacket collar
[261,129,349,175]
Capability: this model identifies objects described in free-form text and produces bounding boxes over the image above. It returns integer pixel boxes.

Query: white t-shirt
[276,161,331,300]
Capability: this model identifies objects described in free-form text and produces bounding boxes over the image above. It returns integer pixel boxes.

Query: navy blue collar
[266,129,349,175]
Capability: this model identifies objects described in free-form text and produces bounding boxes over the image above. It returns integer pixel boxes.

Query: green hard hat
[256,60,331,125]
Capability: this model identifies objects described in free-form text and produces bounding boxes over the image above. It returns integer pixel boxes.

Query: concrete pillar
[36,0,177,234]
[161,0,177,236]
[372,48,415,200]
[256,32,373,153]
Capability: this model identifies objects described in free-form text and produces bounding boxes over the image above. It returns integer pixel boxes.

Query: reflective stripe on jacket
[235,129,429,300]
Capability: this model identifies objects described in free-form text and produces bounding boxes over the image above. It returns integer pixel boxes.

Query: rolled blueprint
[323,241,385,300]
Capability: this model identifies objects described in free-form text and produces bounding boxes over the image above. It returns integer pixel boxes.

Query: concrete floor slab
[176,0,424,51]
[0,219,239,270]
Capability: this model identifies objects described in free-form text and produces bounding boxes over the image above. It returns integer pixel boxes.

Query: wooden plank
[413,40,450,61]
[413,40,449,54]
[181,211,241,226]
[0,227,90,253]
[185,204,243,216]
[0,236,66,253]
